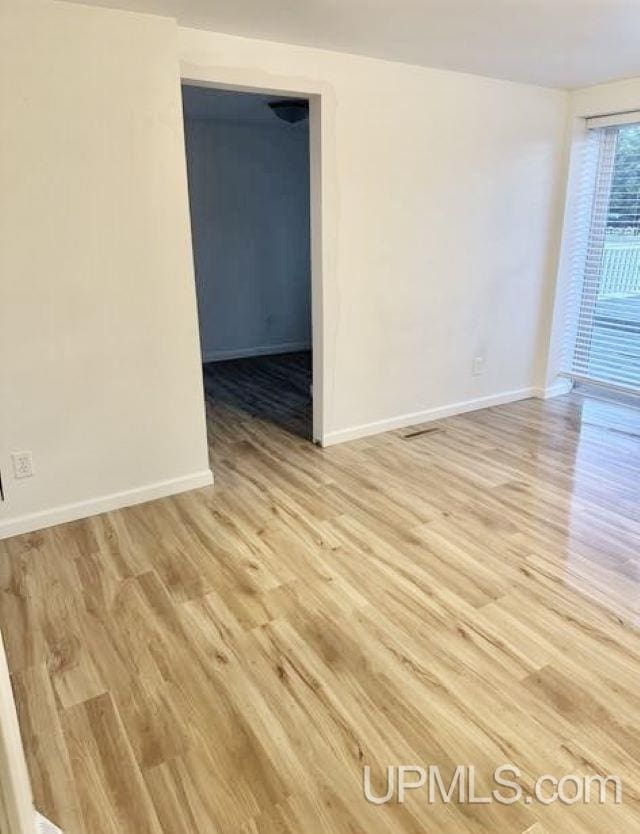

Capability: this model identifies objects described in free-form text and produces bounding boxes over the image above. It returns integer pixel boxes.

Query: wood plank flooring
[203,352,313,440]
[1,357,640,833]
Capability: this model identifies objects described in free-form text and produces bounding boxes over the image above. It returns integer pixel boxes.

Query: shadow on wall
[183,85,311,363]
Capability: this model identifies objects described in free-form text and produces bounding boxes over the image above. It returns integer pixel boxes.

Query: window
[563,118,640,393]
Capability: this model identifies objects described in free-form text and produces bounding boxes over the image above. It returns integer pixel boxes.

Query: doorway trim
[180,76,325,445]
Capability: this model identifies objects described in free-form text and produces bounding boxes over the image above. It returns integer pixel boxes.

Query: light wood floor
[1,357,640,834]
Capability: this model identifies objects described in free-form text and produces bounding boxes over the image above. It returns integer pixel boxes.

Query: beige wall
[180,28,570,443]
[1,0,570,535]
[571,77,640,120]
[0,1,211,538]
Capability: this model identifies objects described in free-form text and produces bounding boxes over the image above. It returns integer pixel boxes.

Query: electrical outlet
[11,450,34,479]
[472,356,486,376]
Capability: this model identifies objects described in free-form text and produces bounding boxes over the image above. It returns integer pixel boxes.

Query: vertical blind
[562,117,640,392]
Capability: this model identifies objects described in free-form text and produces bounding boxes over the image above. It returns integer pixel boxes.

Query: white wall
[0,0,211,538]
[180,29,570,443]
[544,76,640,389]
[184,116,311,362]
[0,0,571,535]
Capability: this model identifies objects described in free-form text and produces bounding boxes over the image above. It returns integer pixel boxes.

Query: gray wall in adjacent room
[184,115,311,362]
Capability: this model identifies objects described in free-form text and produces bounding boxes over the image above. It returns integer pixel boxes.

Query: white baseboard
[35,811,64,834]
[321,387,537,447]
[532,379,574,399]
[0,470,213,541]
[202,341,311,363]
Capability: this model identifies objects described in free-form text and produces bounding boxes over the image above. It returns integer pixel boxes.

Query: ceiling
[181,85,304,124]
[68,0,640,89]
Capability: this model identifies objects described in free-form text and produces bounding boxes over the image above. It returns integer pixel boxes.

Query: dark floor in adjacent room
[202,352,312,443]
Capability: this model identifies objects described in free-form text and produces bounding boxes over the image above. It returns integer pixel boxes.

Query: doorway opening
[181,83,319,453]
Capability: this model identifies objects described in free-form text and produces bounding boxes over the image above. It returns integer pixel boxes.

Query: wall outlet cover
[472,357,486,376]
[11,451,34,479]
